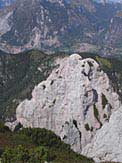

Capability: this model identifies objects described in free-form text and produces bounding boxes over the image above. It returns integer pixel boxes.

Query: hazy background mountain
[1,1,122,162]
[0,0,15,8]
[0,0,121,56]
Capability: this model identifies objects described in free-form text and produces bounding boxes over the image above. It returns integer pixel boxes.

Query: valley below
[0,0,122,163]
[0,0,122,56]
[0,50,122,162]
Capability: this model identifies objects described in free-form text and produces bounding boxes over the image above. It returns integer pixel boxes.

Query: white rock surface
[82,106,122,162]
[15,54,121,161]
[0,11,12,36]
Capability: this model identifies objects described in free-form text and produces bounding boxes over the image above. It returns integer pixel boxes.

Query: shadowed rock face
[15,54,121,160]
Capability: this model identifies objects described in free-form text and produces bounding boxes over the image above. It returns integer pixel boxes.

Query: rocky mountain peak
[11,54,121,161]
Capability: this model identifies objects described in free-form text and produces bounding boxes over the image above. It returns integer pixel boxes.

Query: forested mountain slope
[0,0,122,56]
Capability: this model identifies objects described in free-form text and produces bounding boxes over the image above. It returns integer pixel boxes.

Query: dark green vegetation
[1,50,122,121]
[0,50,66,120]
[95,55,122,99]
[81,53,122,101]
[0,123,120,163]
[84,123,93,132]
[0,123,94,163]
[1,50,122,162]
[85,124,90,131]
[102,94,108,108]
[93,104,102,128]
[93,104,99,119]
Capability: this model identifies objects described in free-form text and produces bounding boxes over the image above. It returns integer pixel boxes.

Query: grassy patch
[102,94,108,108]
[93,104,102,128]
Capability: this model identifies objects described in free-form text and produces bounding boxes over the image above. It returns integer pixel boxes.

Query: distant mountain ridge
[0,0,15,8]
[0,0,122,56]
[95,0,122,3]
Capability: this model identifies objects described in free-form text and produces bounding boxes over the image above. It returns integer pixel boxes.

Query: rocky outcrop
[83,106,122,162]
[15,54,121,161]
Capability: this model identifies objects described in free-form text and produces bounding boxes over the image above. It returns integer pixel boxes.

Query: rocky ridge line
[8,54,121,162]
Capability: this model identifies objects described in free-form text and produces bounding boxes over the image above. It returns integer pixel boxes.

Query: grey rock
[82,107,122,162]
[5,120,20,131]
[16,54,121,159]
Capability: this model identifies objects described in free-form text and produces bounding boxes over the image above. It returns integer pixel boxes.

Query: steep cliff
[14,54,121,161]
[83,105,122,162]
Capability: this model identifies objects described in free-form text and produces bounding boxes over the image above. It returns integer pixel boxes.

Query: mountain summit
[11,53,121,162]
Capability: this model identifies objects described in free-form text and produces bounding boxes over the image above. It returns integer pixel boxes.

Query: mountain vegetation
[0,122,121,163]
[0,50,66,120]
[0,0,122,56]
[1,50,122,122]
[0,122,94,163]
[0,1,122,162]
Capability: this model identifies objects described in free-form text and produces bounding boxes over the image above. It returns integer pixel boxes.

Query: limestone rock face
[82,106,122,162]
[16,54,121,158]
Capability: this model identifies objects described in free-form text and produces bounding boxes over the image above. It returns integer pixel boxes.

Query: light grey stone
[15,54,121,161]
